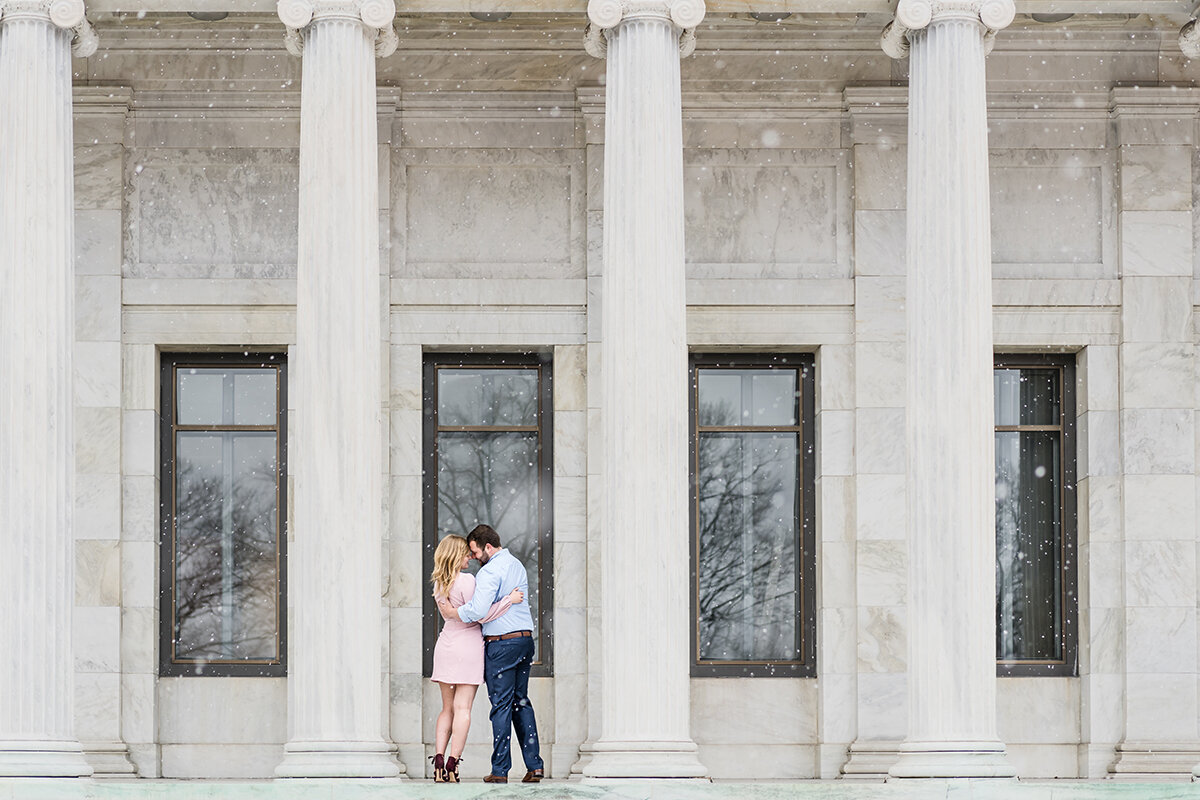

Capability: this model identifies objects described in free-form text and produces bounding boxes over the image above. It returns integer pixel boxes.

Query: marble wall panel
[1077,410,1121,479]
[1084,606,1123,676]
[855,407,905,475]
[817,342,853,412]
[684,149,851,280]
[75,341,122,409]
[1125,541,1197,608]
[1122,475,1195,541]
[1125,607,1196,673]
[691,678,817,745]
[75,473,122,541]
[854,341,903,409]
[1120,408,1194,474]
[821,542,855,610]
[120,607,156,675]
[388,608,423,675]
[855,474,905,541]
[76,276,121,341]
[990,153,1110,276]
[160,744,282,779]
[1119,146,1192,212]
[75,210,122,276]
[1120,211,1193,278]
[857,606,905,674]
[1124,674,1197,741]
[1120,277,1191,343]
[76,145,124,210]
[75,407,121,475]
[997,677,1081,744]
[853,145,905,211]
[856,672,907,740]
[75,540,121,607]
[75,673,122,742]
[394,148,584,280]
[856,541,906,607]
[853,277,905,343]
[817,475,854,545]
[817,410,854,478]
[157,678,286,743]
[121,476,157,543]
[852,210,905,277]
[820,604,858,676]
[125,149,299,278]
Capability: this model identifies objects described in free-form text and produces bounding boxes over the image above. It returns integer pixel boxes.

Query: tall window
[994,355,1077,676]
[423,354,554,676]
[690,355,816,677]
[160,353,287,677]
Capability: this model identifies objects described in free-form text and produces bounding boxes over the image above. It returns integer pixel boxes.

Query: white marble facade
[0,2,1198,783]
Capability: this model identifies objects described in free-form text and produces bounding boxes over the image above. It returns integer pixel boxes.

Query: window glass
[692,358,814,676]
[162,356,286,677]
[994,359,1075,675]
[438,368,538,427]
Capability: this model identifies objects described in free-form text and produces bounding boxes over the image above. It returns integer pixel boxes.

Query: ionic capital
[583,0,705,58]
[1181,18,1200,60]
[880,0,1014,60]
[277,0,398,58]
[0,0,98,55]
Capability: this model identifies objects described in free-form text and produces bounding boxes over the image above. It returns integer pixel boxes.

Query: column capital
[1180,18,1200,60]
[277,0,397,58]
[583,0,704,58]
[880,0,1013,60]
[0,0,98,56]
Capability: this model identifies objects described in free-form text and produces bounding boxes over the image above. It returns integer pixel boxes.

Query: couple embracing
[428,524,545,784]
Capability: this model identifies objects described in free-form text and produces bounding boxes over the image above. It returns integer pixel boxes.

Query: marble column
[0,0,97,778]
[580,0,705,779]
[880,0,1016,779]
[274,0,400,778]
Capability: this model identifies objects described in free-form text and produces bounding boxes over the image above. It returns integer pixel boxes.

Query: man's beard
[476,552,489,565]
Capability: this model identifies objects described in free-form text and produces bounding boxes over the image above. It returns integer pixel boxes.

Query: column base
[581,740,707,779]
[0,741,93,777]
[887,741,1016,779]
[1110,741,1200,779]
[841,739,902,779]
[81,742,137,777]
[275,741,402,778]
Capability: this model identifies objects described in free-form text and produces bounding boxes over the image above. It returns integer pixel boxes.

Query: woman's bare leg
[435,681,455,757]
[448,683,479,759]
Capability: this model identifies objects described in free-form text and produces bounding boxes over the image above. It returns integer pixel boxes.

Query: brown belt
[484,630,532,643]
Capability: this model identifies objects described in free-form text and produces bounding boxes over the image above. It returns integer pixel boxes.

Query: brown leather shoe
[483,773,508,783]
[522,769,544,783]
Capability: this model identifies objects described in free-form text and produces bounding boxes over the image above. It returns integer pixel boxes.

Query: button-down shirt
[457,548,534,638]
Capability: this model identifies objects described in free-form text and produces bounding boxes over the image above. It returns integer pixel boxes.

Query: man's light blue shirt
[457,548,535,637]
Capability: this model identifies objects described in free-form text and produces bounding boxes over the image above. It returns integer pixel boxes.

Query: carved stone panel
[684,148,851,280]
[124,149,299,279]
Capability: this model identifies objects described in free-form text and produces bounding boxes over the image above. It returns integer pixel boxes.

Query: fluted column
[0,0,97,779]
[580,0,705,779]
[881,0,1016,779]
[274,0,400,779]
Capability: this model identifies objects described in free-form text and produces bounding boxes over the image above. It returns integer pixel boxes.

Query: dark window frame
[422,352,555,679]
[158,351,288,678]
[994,353,1078,678]
[688,353,817,678]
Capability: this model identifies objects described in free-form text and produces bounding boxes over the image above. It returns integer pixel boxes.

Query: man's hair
[466,524,502,550]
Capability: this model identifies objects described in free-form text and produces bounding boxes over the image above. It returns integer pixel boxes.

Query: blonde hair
[431,534,469,600]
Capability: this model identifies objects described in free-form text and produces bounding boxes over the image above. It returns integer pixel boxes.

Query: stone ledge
[3,779,1200,800]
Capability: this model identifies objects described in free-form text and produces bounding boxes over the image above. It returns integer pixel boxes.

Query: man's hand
[436,597,459,622]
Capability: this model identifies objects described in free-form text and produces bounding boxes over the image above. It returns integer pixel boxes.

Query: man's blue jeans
[483,635,544,777]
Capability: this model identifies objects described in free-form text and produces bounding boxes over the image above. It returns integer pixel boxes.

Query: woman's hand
[508,588,525,605]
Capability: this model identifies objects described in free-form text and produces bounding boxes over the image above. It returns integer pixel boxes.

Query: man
[437,524,545,784]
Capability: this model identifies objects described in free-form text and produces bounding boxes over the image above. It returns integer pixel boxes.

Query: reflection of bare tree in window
[696,399,798,662]
[173,445,279,663]
[436,372,541,622]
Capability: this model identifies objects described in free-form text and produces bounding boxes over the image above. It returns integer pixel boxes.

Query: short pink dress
[431,572,512,685]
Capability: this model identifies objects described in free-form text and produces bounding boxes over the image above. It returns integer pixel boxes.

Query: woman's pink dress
[431,572,512,685]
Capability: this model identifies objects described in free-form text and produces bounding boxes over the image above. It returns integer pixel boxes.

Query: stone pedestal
[0,0,96,779]
[580,0,706,779]
[274,0,401,779]
[881,0,1016,779]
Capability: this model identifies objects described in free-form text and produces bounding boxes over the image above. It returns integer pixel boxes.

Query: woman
[429,533,524,783]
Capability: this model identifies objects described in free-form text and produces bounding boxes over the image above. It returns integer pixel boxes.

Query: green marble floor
[2,780,1200,800]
